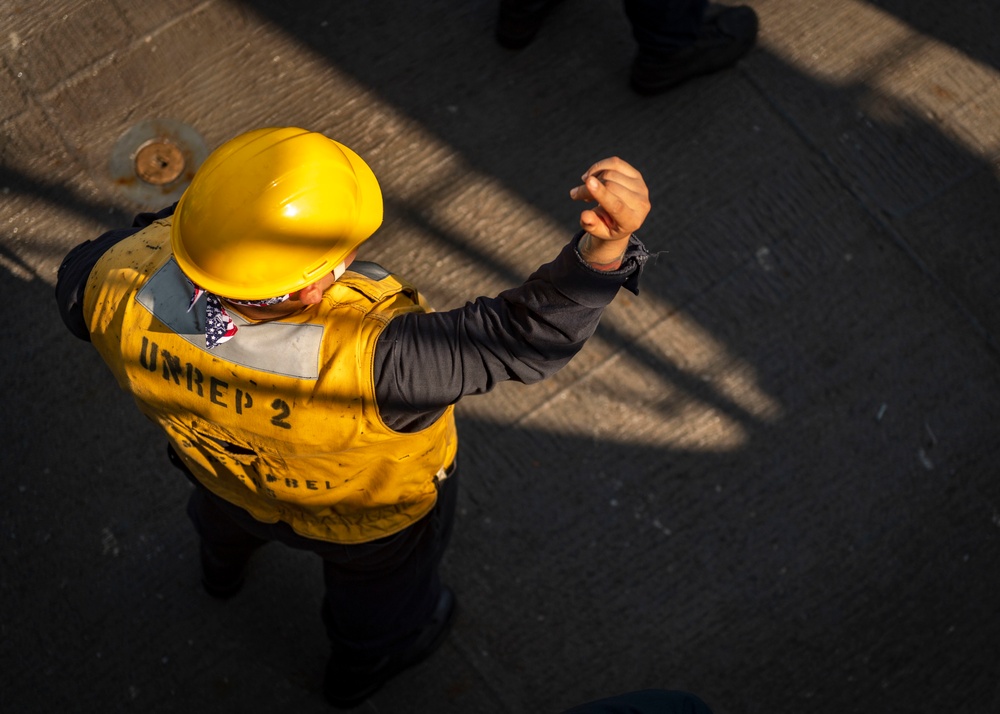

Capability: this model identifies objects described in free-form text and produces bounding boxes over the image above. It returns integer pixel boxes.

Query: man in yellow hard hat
[56,127,651,707]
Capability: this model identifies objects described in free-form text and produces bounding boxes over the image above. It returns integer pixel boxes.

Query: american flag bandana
[187,284,290,349]
[184,260,347,349]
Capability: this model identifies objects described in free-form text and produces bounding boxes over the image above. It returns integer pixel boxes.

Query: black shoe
[495,0,563,49]
[323,587,457,708]
[199,541,250,599]
[630,4,759,95]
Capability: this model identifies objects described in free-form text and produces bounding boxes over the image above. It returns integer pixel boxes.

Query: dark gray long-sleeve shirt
[56,205,649,432]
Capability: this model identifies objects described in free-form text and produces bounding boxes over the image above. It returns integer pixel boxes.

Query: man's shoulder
[333,262,427,317]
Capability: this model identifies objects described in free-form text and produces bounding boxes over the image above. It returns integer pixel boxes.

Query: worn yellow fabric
[84,219,457,544]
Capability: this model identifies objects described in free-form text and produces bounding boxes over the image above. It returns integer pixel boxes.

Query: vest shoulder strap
[338,263,421,306]
[348,261,391,281]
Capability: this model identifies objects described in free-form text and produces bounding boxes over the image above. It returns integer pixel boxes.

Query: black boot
[630,4,759,95]
[323,587,457,708]
[495,0,564,49]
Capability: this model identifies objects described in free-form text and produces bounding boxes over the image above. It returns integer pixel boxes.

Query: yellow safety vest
[84,219,458,544]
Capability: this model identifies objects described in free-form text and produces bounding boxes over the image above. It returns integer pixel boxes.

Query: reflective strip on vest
[135,258,325,380]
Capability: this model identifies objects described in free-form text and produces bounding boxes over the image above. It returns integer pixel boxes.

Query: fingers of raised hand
[582,156,640,183]
[573,158,638,199]
[587,177,648,235]
[578,208,603,237]
[570,157,650,240]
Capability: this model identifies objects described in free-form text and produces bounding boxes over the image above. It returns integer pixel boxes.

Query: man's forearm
[373,234,650,429]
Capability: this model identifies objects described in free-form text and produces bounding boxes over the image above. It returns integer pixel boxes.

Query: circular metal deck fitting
[134,139,186,186]
[110,119,209,205]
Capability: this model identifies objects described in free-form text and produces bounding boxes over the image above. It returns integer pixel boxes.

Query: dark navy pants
[172,446,458,660]
[503,0,709,50]
[623,0,709,51]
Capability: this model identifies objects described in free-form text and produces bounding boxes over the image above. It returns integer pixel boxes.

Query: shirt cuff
[526,231,650,308]
[570,231,650,297]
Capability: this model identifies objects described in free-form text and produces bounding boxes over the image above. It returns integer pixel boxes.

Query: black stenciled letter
[186,364,204,397]
[271,399,292,429]
[210,377,229,407]
[235,389,253,415]
[139,337,158,371]
[160,350,183,385]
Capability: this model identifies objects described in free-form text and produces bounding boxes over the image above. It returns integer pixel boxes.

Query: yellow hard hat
[171,127,383,300]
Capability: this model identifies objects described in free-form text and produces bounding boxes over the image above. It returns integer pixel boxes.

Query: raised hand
[569,156,650,270]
